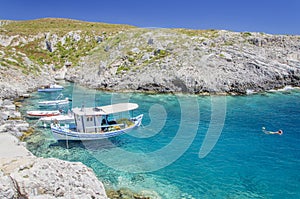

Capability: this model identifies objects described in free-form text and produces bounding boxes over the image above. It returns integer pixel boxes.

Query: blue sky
[1,0,299,35]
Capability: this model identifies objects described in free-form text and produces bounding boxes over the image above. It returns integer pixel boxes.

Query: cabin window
[87,116,93,122]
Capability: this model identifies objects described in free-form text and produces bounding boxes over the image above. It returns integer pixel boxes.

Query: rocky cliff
[0,18,133,98]
[66,28,300,94]
[1,18,299,96]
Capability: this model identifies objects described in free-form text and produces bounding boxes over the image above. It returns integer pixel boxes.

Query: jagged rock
[14,122,29,132]
[248,37,267,46]
[220,52,232,62]
[96,36,103,43]
[0,112,9,120]
[7,158,107,198]
[131,47,140,54]
[0,35,19,47]
[0,170,18,199]
[64,29,300,94]
[54,65,67,80]
[0,133,108,199]
[147,38,154,45]
[45,40,52,52]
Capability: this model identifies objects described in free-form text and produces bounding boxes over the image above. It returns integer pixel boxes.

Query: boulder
[7,158,107,198]
[0,133,108,199]
[0,170,17,199]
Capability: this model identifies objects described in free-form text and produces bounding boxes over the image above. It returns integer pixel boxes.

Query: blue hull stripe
[51,114,143,140]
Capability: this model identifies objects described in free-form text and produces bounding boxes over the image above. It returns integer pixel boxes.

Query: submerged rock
[106,188,158,199]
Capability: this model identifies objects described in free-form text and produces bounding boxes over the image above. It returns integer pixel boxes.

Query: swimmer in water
[262,127,283,135]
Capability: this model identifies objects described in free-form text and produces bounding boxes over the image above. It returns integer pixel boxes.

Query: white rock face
[0,170,17,198]
[0,133,33,158]
[54,65,68,80]
[7,158,107,198]
[0,35,19,47]
[0,133,108,199]
[65,29,300,94]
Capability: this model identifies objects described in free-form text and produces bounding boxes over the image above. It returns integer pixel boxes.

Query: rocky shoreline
[0,98,108,198]
[0,95,157,198]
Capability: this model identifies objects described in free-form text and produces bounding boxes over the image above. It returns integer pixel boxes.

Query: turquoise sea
[20,82,300,198]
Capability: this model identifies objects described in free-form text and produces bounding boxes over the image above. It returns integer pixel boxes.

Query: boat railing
[85,123,125,129]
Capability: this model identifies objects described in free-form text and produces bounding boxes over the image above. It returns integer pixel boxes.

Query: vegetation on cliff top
[0,18,227,74]
[0,18,135,72]
[0,18,134,36]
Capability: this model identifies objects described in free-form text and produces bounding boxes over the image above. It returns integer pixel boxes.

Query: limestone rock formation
[1,19,299,95]
[65,29,300,94]
[0,99,108,199]
[0,132,108,199]
[0,156,107,199]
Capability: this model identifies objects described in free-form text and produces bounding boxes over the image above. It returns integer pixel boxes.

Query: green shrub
[242,32,252,37]
[116,65,130,74]
[128,57,135,62]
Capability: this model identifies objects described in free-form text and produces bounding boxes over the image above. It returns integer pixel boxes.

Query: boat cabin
[72,103,138,133]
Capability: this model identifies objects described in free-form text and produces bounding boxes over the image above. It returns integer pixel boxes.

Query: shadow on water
[49,137,126,151]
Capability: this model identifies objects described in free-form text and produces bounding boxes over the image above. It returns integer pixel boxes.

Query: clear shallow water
[20,82,300,198]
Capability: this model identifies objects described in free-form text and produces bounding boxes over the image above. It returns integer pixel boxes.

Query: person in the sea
[262,127,283,135]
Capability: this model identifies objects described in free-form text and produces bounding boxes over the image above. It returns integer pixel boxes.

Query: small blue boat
[38,84,64,92]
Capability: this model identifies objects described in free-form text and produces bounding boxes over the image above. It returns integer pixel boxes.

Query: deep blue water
[21,82,300,198]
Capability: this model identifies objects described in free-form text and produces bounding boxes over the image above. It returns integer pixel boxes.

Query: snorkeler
[262,127,283,135]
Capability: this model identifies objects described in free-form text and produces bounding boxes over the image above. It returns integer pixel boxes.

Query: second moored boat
[38,93,70,107]
[27,110,62,118]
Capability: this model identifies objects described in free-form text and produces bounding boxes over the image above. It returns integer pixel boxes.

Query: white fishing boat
[50,103,143,141]
[27,110,61,118]
[39,114,75,128]
[38,94,70,107]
